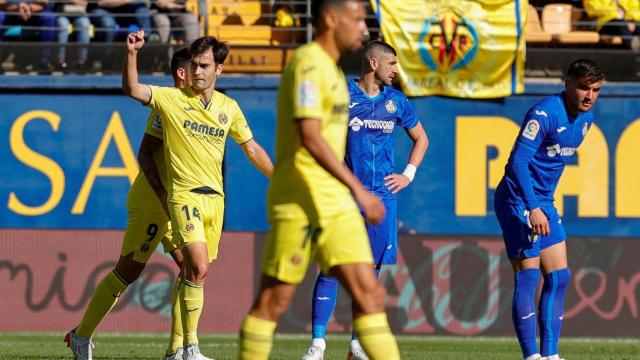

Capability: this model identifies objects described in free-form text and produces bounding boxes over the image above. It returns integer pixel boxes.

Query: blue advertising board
[2,78,640,236]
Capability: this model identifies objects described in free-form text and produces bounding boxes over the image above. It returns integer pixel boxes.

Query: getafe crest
[385,100,397,113]
[418,9,479,72]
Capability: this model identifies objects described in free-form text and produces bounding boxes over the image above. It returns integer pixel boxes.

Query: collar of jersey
[350,78,386,102]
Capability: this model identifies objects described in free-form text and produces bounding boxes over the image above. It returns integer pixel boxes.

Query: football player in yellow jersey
[123,33,274,360]
[238,1,401,360]
[65,48,192,360]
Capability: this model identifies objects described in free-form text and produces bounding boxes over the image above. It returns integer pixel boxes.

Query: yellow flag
[371,0,526,98]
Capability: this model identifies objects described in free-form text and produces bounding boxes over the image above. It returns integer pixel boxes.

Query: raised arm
[138,133,169,216]
[298,118,385,224]
[122,30,152,104]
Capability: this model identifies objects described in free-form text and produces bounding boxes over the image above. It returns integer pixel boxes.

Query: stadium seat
[525,5,552,43]
[210,24,271,45]
[208,0,262,27]
[223,47,283,72]
[541,4,599,44]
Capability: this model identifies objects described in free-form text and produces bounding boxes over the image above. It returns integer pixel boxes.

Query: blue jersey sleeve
[508,108,552,210]
[397,94,419,129]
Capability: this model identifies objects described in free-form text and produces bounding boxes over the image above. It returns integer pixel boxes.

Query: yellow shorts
[121,208,175,263]
[169,191,224,263]
[261,209,372,284]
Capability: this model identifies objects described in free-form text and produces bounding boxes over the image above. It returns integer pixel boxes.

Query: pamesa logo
[418,10,478,72]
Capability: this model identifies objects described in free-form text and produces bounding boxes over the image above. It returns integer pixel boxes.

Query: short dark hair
[170,47,191,81]
[311,0,352,27]
[190,36,230,65]
[363,40,396,59]
[566,58,605,83]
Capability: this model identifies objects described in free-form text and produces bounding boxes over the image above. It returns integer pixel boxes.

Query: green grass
[1,332,638,359]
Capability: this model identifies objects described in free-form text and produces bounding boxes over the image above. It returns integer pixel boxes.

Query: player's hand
[384,173,411,194]
[126,30,145,53]
[18,2,32,21]
[354,189,385,225]
[529,207,549,237]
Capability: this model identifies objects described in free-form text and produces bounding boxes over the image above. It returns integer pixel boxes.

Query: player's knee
[354,282,386,314]
[551,267,571,290]
[186,262,209,282]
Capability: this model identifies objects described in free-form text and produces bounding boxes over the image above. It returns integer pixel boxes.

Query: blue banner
[2,82,640,236]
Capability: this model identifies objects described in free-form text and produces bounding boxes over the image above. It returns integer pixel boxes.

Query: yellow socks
[354,313,400,360]
[166,275,184,355]
[179,279,204,346]
[76,270,128,338]
[239,315,277,360]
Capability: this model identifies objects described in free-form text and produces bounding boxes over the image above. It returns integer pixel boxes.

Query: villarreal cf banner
[371,0,526,98]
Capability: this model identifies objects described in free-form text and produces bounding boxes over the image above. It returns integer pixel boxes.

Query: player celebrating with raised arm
[494,59,604,360]
[301,40,428,360]
[238,1,400,360]
[123,32,274,360]
[66,48,192,360]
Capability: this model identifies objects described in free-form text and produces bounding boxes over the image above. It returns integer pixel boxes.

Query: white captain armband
[402,164,417,182]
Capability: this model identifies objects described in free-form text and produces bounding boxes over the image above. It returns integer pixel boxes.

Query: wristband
[402,164,417,182]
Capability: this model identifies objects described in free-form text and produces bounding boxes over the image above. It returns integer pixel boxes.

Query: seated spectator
[54,0,90,71]
[150,0,199,44]
[0,0,56,71]
[584,0,640,49]
[87,0,152,43]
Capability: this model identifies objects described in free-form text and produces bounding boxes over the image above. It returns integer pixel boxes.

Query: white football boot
[163,347,184,360]
[183,343,214,360]
[64,328,94,360]
[301,345,325,360]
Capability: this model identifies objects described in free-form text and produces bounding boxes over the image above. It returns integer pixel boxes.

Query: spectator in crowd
[54,0,90,71]
[0,0,56,71]
[151,0,199,44]
[88,0,153,43]
[584,0,640,49]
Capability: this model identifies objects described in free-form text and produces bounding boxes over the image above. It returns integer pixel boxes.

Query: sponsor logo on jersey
[582,122,589,137]
[349,102,359,109]
[184,105,195,111]
[183,120,225,137]
[534,109,548,117]
[332,103,349,115]
[385,99,397,113]
[349,117,395,133]
[298,80,317,107]
[151,114,163,131]
[556,126,566,133]
[218,112,228,125]
[546,144,577,157]
[522,119,540,140]
[349,117,364,131]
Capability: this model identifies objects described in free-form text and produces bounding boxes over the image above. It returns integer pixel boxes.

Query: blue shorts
[362,198,397,266]
[494,201,566,260]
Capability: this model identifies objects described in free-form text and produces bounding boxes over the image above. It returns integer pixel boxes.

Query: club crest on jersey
[290,253,303,266]
[522,119,540,140]
[385,99,397,113]
[298,80,318,107]
[140,243,150,252]
[185,223,194,232]
[582,122,589,137]
[218,112,228,125]
[151,114,163,131]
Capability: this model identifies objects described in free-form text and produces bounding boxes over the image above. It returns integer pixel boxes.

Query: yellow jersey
[268,42,356,222]
[126,111,168,211]
[148,86,253,197]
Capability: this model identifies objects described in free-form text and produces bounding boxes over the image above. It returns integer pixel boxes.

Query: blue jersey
[495,92,594,210]
[345,79,419,199]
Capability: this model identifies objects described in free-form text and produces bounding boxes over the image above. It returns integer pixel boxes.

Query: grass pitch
[1,332,638,359]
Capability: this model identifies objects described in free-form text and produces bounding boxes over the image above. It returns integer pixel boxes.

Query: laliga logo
[418,11,478,72]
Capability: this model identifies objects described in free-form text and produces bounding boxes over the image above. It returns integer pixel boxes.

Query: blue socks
[539,268,570,356]
[512,268,541,358]
[311,267,381,341]
[311,273,339,339]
